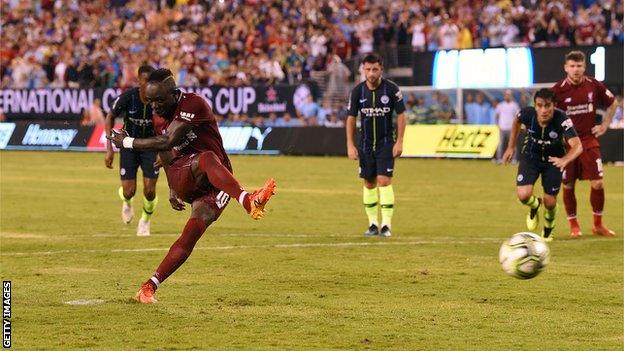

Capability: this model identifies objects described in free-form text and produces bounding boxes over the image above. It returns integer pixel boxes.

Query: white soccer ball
[499,232,550,279]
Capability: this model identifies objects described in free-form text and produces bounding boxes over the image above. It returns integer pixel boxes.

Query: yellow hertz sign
[402,125,500,158]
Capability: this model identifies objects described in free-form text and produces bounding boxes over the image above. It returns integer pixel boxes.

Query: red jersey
[155,91,231,170]
[552,76,615,149]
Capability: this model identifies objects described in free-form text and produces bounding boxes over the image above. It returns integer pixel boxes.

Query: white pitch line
[2,238,501,257]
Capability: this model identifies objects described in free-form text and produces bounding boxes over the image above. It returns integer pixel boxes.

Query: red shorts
[563,147,603,182]
[166,154,230,215]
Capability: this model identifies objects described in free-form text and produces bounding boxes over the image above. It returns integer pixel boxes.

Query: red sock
[198,151,251,212]
[591,187,605,226]
[151,217,208,287]
[562,186,577,222]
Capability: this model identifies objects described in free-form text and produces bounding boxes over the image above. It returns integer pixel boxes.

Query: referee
[346,53,406,237]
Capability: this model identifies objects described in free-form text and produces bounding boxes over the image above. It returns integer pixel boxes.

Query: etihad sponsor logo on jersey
[361,107,392,117]
[566,104,593,115]
[528,136,554,145]
[21,124,78,149]
[128,117,153,126]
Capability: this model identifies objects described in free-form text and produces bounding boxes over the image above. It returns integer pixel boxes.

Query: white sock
[150,276,160,288]
[238,191,248,205]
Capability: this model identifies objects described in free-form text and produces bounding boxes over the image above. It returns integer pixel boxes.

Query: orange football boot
[249,178,276,220]
[134,282,157,304]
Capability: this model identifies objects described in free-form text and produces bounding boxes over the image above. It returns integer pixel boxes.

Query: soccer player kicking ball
[346,53,406,237]
[503,89,582,242]
[552,51,618,238]
[108,69,276,303]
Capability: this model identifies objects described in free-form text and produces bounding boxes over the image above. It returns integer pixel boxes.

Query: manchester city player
[346,53,406,237]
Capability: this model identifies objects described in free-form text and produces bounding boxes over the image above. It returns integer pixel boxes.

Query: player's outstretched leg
[135,203,213,304]
[563,184,582,238]
[195,151,276,220]
[590,182,615,237]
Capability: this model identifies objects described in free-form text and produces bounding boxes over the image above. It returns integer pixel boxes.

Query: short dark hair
[148,68,175,83]
[362,53,383,66]
[138,64,155,76]
[565,51,585,63]
[534,88,556,103]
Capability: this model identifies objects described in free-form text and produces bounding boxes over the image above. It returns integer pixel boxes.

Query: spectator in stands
[428,92,455,124]
[275,112,304,127]
[414,96,433,124]
[325,55,351,104]
[300,95,321,125]
[495,90,521,164]
[404,94,418,124]
[465,92,494,124]
[409,15,427,52]
[264,113,279,128]
[324,113,345,128]
[439,16,460,50]
[457,21,474,49]
[81,98,105,127]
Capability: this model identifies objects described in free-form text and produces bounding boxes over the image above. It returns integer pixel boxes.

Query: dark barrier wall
[0,84,311,120]
[411,45,623,87]
[0,122,621,162]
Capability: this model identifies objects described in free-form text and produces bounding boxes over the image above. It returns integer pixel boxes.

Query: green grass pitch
[1,151,622,350]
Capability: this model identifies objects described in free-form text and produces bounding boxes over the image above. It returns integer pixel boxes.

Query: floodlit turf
[1,151,622,350]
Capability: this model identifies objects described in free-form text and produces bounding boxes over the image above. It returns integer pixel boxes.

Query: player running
[552,51,618,238]
[503,89,582,242]
[105,65,159,236]
[346,53,406,238]
[108,69,276,303]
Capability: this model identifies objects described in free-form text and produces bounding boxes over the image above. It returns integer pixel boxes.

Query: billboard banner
[1,122,621,162]
[3,121,93,151]
[0,84,311,120]
[402,125,500,158]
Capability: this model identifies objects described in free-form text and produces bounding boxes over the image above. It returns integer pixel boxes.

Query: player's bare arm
[591,100,618,138]
[108,119,192,151]
[346,115,358,160]
[393,112,406,158]
[503,117,521,164]
[548,136,582,171]
[104,112,115,168]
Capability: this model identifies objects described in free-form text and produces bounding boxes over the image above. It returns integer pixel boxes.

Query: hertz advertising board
[402,125,500,158]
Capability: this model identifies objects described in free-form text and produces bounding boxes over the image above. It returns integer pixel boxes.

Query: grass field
[1,151,622,350]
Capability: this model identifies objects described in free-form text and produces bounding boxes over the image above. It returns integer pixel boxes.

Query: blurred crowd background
[0,0,622,127]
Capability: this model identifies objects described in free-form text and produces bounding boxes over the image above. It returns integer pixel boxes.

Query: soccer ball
[499,232,550,279]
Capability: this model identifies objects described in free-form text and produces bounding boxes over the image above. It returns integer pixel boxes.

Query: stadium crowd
[1,0,623,90]
[0,0,622,126]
